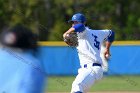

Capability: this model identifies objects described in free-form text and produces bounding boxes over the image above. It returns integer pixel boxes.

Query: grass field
[47,75,140,92]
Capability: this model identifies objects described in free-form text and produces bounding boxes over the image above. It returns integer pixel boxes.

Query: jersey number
[92,34,100,50]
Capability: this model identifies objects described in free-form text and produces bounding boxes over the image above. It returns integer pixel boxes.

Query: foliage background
[0,0,140,41]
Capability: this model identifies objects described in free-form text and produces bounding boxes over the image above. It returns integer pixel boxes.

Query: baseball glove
[64,32,78,47]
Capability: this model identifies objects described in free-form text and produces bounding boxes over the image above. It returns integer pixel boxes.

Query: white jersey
[76,27,112,66]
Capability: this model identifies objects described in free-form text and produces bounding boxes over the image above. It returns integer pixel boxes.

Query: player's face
[72,21,81,26]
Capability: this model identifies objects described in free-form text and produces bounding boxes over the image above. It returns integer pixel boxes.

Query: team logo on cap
[73,15,76,19]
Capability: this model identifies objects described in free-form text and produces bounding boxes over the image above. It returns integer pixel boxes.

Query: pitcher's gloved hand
[63,32,78,47]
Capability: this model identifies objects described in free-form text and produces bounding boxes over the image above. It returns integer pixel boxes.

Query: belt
[84,63,101,68]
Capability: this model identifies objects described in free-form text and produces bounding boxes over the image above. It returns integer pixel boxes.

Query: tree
[0,0,140,41]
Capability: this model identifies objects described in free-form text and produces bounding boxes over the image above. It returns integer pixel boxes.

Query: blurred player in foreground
[63,13,115,93]
[0,25,45,93]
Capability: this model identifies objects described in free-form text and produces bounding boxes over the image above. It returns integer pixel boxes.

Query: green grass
[47,75,140,92]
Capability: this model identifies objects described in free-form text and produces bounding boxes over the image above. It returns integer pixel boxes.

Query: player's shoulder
[86,27,111,34]
[91,29,111,32]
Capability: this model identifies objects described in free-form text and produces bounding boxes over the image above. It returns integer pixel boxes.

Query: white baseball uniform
[71,25,113,93]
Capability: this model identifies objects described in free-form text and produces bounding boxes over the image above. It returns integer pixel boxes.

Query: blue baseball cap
[68,13,86,23]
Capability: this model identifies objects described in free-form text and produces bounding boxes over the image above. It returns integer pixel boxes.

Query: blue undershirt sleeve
[107,30,115,42]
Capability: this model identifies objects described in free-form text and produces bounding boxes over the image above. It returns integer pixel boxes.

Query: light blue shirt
[0,46,45,93]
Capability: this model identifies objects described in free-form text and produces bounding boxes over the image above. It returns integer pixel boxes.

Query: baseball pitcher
[63,13,115,93]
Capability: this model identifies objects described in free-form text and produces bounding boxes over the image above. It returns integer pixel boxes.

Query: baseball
[105,54,110,58]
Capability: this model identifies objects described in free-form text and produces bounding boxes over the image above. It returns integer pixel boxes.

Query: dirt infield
[47,91,140,93]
